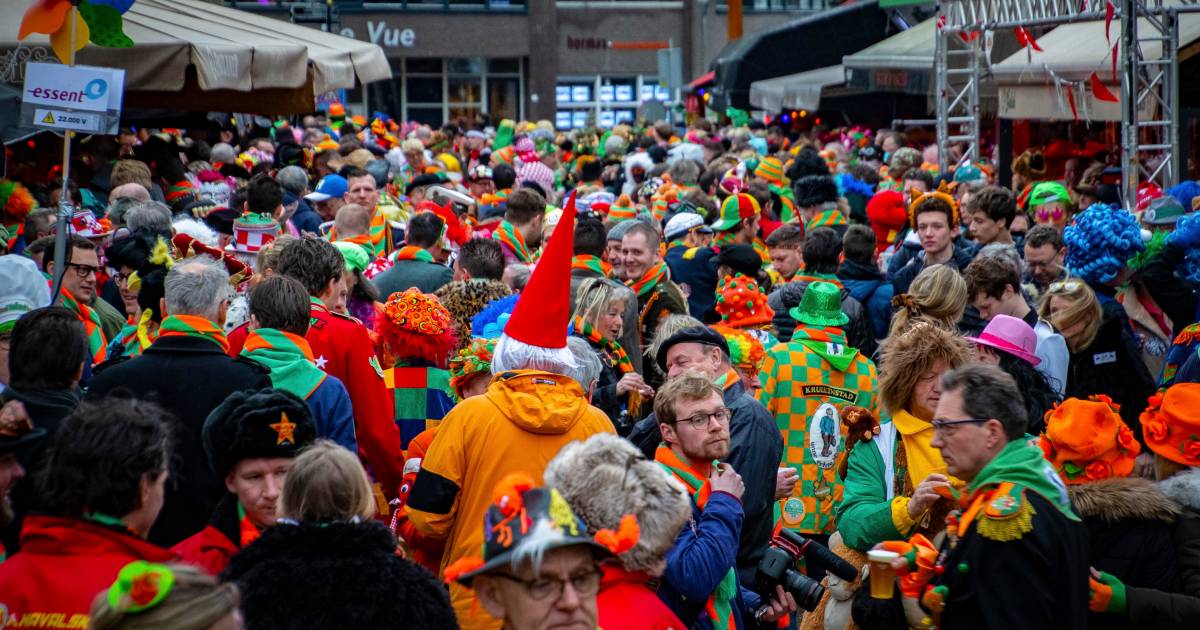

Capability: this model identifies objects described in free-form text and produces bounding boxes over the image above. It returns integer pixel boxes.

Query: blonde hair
[573,278,627,336]
[279,441,376,522]
[649,314,704,360]
[1038,280,1102,352]
[889,264,968,336]
[88,564,239,630]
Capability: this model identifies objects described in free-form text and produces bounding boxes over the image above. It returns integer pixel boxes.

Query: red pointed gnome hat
[504,193,579,349]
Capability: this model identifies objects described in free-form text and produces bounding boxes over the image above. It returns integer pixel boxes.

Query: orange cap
[1140,383,1200,466]
[1039,395,1140,484]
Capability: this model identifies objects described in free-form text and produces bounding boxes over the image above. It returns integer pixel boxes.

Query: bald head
[334,203,372,239]
[109,183,151,203]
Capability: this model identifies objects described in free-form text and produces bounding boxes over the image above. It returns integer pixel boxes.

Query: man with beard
[654,371,796,629]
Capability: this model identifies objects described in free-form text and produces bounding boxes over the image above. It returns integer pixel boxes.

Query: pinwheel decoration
[19,0,137,64]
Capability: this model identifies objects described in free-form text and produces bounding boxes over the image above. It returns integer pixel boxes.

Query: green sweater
[836,421,907,551]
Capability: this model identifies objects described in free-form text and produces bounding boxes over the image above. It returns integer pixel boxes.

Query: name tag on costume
[1093,351,1116,365]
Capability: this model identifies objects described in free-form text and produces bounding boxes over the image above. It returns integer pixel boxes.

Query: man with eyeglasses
[628,325,781,595]
[42,234,124,362]
[652,371,796,629]
[902,363,1088,629]
[455,482,609,630]
[1022,224,1068,303]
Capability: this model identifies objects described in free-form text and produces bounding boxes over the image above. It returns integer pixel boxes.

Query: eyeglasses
[931,417,990,435]
[113,271,131,286]
[1047,280,1082,294]
[677,407,732,430]
[492,567,603,601]
[66,262,100,278]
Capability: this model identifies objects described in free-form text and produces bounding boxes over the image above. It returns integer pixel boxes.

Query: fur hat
[793,175,839,208]
[435,279,512,351]
[866,190,908,253]
[877,320,973,416]
[544,434,690,573]
[202,388,317,478]
[785,147,830,181]
[889,147,923,180]
[1039,395,1141,484]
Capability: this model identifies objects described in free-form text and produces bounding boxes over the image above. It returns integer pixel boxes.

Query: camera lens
[781,569,825,611]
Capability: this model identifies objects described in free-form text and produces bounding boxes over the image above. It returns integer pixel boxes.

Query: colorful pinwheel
[19,0,137,64]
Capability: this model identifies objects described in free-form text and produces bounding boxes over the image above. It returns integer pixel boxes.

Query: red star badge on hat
[270,412,296,446]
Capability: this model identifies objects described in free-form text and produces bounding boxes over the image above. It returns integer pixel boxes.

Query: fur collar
[1158,469,1200,511]
[1068,476,1180,524]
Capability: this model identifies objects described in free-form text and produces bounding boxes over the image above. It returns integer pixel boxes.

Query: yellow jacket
[407,369,615,630]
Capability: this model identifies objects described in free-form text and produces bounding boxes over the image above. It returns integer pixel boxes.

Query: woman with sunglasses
[1038,280,1155,436]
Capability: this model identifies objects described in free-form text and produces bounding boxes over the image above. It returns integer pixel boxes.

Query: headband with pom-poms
[1063,203,1145,285]
[906,181,959,229]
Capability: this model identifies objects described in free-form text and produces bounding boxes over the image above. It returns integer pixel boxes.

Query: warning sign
[33,108,103,133]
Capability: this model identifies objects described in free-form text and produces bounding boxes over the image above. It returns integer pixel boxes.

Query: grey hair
[276,166,309,197]
[648,314,704,359]
[107,197,142,229]
[565,336,603,393]
[125,201,172,234]
[210,143,236,164]
[504,263,532,292]
[165,256,230,321]
[975,243,1023,276]
[939,363,1027,440]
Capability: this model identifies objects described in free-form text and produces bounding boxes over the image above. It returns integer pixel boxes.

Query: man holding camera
[654,370,797,629]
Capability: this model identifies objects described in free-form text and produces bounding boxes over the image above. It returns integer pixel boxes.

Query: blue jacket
[290,196,324,236]
[838,259,894,341]
[659,491,763,630]
[306,375,358,452]
[665,245,720,321]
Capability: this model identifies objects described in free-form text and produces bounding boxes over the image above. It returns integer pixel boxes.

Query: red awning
[688,71,716,89]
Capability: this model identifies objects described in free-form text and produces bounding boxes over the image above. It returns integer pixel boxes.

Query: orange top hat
[1039,395,1141,484]
[1140,383,1200,466]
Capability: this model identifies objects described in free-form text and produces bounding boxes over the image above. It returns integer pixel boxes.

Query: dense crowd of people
[0,108,1199,629]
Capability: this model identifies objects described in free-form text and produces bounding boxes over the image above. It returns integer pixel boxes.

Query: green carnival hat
[789,281,849,327]
[711,193,761,232]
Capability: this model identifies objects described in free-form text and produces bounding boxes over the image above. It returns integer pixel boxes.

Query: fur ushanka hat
[544,433,690,573]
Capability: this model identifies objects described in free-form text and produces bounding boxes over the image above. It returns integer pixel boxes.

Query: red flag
[1067,86,1079,122]
[1091,72,1119,102]
[958,30,981,43]
[1112,42,1119,82]
[1015,27,1044,52]
[1106,0,1115,43]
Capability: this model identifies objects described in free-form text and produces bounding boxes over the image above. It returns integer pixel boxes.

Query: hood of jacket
[1158,469,1200,512]
[485,370,593,435]
[838,259,884,283]
[1068,476,1181,524]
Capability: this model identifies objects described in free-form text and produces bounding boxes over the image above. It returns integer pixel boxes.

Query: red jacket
[0,515,175,623]
[228,301,404,497]
[597,564,686,630]
[172,524,238,576]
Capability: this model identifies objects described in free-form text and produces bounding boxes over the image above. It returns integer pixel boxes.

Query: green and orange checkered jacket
[758,325,878,535]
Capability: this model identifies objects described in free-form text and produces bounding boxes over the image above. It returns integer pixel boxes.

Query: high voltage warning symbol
[42,112,55,124]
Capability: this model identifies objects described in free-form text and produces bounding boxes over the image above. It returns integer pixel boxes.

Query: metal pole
[935,26,948,175]
[1168,9,1181,186]
[1121,0,1139,210]
[50,2,80,303]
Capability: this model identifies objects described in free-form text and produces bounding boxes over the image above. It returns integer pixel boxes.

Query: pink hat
[968,314,1041,366]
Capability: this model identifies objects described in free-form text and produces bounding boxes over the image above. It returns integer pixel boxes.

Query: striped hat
[754,157,785,186]
[711,193,761,232]
[608,194,638,222]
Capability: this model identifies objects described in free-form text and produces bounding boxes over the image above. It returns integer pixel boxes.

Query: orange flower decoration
[1040,396,1139,484]
[594,514,640,555]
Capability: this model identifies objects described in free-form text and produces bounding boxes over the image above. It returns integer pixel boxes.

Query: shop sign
[338,21,416,48]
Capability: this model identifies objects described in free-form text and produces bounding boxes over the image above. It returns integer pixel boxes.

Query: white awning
[4,0,391,95]
[749,64,845,112]
[842,19,934,72]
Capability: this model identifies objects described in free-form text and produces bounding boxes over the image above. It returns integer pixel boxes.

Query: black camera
[754,528,857,611]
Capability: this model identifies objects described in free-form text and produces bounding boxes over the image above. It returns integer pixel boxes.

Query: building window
[556,76,672,130]
[362,57,523,125]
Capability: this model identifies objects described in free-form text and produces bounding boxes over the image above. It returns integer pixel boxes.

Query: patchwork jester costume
[757,282,878,536]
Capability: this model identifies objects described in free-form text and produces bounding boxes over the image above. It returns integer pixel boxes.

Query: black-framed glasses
[66,262,100,278]
[678,407,731,430]
[492,567,603,601]
[931,418,990,435]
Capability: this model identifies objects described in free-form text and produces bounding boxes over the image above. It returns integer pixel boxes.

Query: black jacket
[0,386,82,552]
[1064,315,1156,438]
[576,334,626,431]
[934,490,1090,630]
[889,242,976,296]
[1138,242,1200,336]
[627,379,783,586]
[1070,477,1182,630]
[372,258,454,297]
[1127,470,1200,629]
[767,279,877,359]
[222,520,458,629]
[85,335,272,547]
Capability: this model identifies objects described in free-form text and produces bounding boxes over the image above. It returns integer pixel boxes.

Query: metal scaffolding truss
[936,0,1200,209]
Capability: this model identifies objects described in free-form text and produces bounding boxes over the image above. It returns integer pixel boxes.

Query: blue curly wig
[1174,213,1200,285]
[1168,181,1200,211]
[1063,203,1145,284]
[834,172,874,199]
[471,294,520,340]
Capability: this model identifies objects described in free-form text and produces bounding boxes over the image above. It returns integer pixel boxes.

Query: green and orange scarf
[713,367,741,392]
[241,328,327,399]
[655,445,738,630]
[626,261,668,298]
[157,315,229,354]
[571,255,612,278]
[57,285,107,363]
[113,310,157,359]
[572,316,632,374]
[237,501,262,547]
[493,220,533,263]
[806,208,847,232]
[792,324,858,372]
[394,245,434,263]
